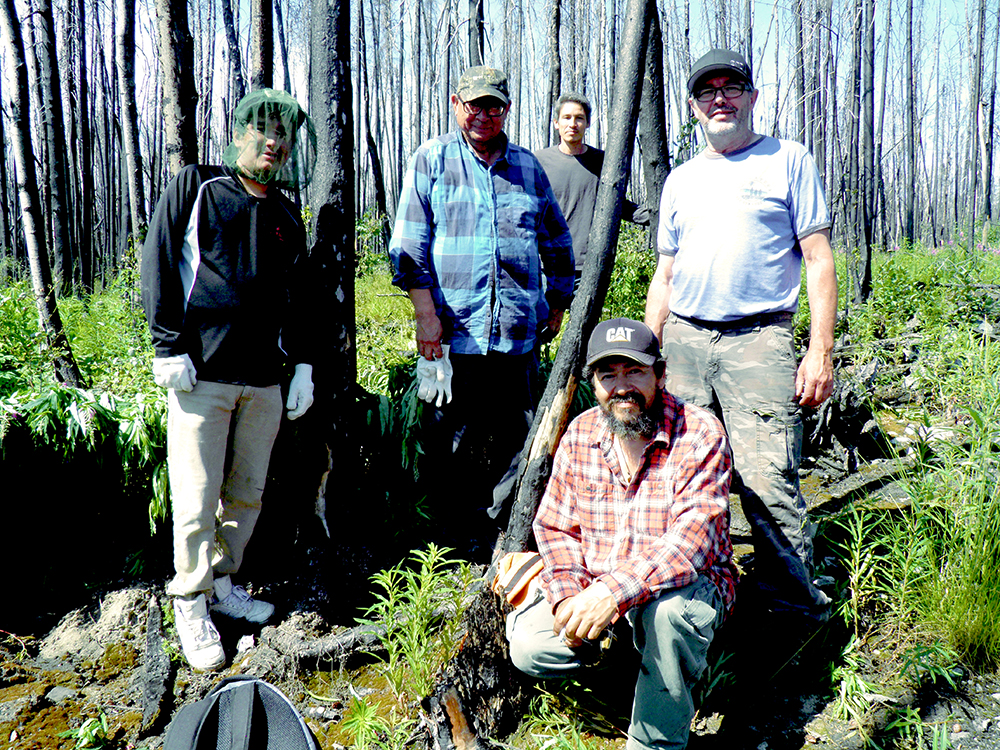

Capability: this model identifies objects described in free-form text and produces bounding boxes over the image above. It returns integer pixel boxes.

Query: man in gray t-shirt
[645,49,838,624]
[535,93,649,283]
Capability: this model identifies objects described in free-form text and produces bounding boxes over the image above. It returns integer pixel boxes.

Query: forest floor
[6,480,1000,750]
[5,383,1000,750]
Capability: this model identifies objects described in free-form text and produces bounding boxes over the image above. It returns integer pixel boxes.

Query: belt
[674,311,793,331]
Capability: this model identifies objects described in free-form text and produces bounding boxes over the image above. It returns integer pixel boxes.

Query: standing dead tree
[250,0,274,91]
[310,0,357,528]
[422,0,654,745]
[32,0,74,295]
[117,0,146,245]
[155,0,198,176]
[1,0,83,387]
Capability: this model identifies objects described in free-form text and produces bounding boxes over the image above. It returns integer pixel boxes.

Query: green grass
[355,272,415,396]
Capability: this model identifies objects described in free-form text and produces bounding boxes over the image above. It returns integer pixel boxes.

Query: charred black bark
[309,0,357,522]
[503,0,654,555]
[250,0,274,90]
[638,9,671,237]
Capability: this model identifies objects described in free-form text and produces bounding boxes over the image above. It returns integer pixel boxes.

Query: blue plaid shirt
[390,132,575,356]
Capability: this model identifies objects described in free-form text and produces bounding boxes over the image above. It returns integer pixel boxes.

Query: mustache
[609,392,643,406]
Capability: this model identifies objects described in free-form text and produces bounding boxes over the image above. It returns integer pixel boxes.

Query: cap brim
[586,349,658,368]
[462,87,509,105]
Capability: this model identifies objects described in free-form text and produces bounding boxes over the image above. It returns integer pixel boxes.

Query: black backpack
[164,675,319,750]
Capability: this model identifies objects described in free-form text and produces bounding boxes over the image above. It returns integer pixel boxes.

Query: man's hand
[553,581,617,647]
[414,310,444,359]
[408,288,444,359]
[152,354,198,392]
[538,308,565,344]
[286,363,314,420]
[796,346,834,407]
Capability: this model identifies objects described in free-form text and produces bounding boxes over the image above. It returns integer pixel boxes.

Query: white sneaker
[209,575,275,624]
[173,594,226,672]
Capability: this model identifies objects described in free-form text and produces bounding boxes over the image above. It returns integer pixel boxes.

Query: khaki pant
[165,381,282,598]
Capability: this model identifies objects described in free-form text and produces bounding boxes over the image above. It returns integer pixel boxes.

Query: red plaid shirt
[534,390,737,617]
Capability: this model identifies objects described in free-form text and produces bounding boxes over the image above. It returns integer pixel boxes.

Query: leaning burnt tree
[423,0,657,746]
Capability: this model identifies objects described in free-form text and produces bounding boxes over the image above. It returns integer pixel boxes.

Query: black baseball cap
[687,49,753,93]
[586,319,661,368]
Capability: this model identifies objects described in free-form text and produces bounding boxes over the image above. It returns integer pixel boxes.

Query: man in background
[535,93,649,287]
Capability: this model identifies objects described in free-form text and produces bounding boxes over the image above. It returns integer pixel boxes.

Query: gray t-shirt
[657,135,830,321]
[535,145,649,272]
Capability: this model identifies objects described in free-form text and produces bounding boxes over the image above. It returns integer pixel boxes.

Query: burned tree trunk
[117,0,147,244]
[0,0,83,387]
[249,0,273,90]
[309,0,356,524]
[424,0,654,744]
[155,0,199,176]
[503,0,653,554]
[638,8,671,236]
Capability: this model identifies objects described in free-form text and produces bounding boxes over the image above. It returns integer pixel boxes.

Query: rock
[0,695,38,723]
[44,686,76,704]
[39,589,148,665]
[236,635,256,654]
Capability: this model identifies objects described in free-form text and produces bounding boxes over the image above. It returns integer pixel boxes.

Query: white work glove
[416,344,453,407]
[152,354,198,392]
[286,363,314,420]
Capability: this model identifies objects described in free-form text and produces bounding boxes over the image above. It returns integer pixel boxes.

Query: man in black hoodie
[142,89,317,672]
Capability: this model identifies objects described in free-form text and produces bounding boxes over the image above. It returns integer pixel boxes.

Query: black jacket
[141,165,313,386]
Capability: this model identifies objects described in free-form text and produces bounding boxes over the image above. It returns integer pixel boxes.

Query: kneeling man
[507,318,738,749]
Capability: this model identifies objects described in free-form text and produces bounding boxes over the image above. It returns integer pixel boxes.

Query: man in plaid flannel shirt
[507,318,738,749]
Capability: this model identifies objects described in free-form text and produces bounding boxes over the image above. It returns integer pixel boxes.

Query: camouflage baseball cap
[456,66,510,105]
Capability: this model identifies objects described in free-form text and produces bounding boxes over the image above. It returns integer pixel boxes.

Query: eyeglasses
[459,97,507,118]
[693,84,749,103]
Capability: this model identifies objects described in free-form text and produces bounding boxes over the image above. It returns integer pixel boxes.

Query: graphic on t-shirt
[741,177,770,206]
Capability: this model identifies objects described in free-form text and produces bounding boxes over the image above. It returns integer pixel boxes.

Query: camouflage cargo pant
[662,312,829,616]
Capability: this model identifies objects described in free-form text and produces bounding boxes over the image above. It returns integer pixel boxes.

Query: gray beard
[599,392,660,440]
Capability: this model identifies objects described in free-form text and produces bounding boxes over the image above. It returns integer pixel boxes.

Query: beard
[599,391,660,440]
[699,104,750,139]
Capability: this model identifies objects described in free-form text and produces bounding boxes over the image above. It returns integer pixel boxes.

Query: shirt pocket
[576,481,616,534]
[498,191,541,241]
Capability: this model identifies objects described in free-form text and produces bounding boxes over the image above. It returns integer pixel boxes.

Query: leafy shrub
[356,544,474,703]
[356,206,392,278]
[602,224,655,322]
